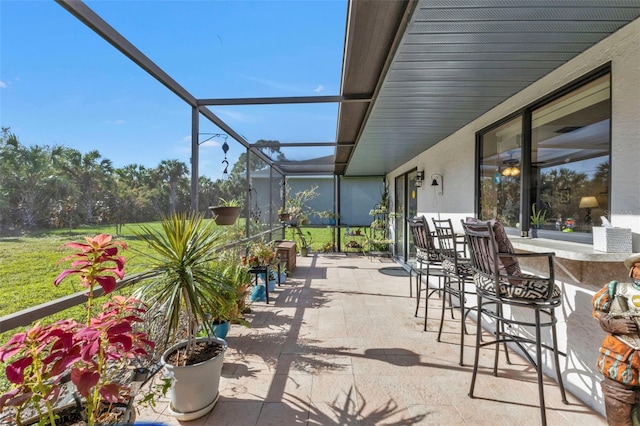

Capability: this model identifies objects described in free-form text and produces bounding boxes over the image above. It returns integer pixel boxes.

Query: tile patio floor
[135,253,605,425]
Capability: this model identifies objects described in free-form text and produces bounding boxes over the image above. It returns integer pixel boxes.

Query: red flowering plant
[0,234,154,426]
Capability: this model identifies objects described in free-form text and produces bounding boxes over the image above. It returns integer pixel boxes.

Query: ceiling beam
[197,94,372,106]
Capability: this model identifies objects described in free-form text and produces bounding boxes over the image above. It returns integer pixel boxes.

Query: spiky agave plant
[132,211,230,364]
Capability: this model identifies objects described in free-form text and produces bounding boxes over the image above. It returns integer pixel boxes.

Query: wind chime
[221,136,229,179]
[250,188,261,223]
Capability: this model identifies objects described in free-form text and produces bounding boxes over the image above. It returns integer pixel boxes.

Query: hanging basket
[209,206,241,225]
[279,213,291,223]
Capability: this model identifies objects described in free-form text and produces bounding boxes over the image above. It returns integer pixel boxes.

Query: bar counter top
[509,236,635,262]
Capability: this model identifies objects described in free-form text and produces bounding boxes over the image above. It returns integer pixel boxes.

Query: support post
[191,107,199,212]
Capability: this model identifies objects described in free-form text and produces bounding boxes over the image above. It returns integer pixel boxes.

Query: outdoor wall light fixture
[415,171,424,187]
[431,173,443,196]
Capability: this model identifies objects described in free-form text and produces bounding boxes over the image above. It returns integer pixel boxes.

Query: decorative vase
[267,279,276,292]
[250,284,266,302]
[209,206,241,226]
[161,337,227,420]
[300,246,309,257]
[212,321,230,339]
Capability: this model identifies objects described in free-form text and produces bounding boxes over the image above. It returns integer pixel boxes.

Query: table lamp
[579,196,599,225]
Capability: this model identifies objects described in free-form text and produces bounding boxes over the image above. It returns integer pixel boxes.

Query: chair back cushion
[465,217,521,276]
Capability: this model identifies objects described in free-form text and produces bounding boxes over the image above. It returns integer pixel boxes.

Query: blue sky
[0,0,347,179]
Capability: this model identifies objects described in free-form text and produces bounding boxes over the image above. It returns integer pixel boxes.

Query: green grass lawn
[0,221,339,321]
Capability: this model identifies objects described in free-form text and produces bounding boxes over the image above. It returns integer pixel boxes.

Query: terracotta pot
[279,213,291,222]
[209,206,241,225]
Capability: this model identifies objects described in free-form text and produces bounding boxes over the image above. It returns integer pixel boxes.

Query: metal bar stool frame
[408,216,447,320]
[461,220,568,426]
[432,217,476,366]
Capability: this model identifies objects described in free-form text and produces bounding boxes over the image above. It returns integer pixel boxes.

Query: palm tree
[0,133,66,228]
[55,148,114,224]
[157,159,189,215]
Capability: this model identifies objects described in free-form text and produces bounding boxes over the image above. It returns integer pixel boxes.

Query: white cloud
[313,85,324,93]
[106,119,125,125]
[0,81,7,88]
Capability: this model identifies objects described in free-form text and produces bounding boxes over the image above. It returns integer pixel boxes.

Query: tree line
[0,128,278,235]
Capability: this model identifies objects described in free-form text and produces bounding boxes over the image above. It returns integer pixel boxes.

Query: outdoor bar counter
[504,236,635,417]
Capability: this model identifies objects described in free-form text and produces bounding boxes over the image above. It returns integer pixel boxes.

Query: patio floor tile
[134,253,606,425]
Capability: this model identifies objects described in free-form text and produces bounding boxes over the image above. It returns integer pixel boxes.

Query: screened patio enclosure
[4,1,640,419]
[54,0,640,250]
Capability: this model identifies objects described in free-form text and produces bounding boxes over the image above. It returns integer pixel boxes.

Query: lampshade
[501,166,520,177]
[501,157,520,176]
[579,196,599,209]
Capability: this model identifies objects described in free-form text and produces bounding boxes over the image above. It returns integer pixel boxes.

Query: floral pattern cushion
[474,273,561,300]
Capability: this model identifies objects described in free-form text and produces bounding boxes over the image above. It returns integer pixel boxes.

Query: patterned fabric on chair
[474,274,561,300]
[461,219,567,426]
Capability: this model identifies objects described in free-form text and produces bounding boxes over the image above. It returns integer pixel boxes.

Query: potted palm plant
[132,212,232,420]
[209,197,242,225]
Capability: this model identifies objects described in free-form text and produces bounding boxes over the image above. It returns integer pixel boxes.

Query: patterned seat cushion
[442,259,474,277]
[417,248,441,263]
[474,273,561,300]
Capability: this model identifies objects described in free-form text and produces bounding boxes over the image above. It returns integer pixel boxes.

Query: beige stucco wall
[389,17,640,417]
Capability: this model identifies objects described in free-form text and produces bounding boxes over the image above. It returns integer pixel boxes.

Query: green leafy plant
[218,197,241,207]
[531,204,547,227]
[0,234,153,426]
[283,183,319,224]
[243,241,279,267]
[208,253,252,327]
[131,211,230,364]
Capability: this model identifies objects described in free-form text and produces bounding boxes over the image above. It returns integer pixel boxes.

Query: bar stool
[461,219,567,426]
[408,216,447,320]
[432,217,476,366]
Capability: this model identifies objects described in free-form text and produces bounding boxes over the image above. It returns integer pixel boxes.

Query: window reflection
[479,72,610,240]
[479,117,522,228]
[531,74,610,234]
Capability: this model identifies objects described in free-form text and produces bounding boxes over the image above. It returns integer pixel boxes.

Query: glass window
[478,71,610,242]
[531,74,610,235]
[479,117,522,228]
